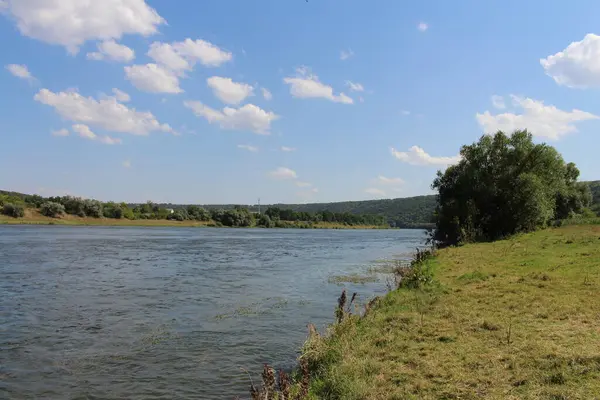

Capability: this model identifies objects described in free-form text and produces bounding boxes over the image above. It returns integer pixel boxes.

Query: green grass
[299,225,600,399]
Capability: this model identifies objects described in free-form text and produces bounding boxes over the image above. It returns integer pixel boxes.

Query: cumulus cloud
[1,0,165,53]
[417,22,429,32]
[476,95,599,140]
[540,34,600,88]
[72,124,122,145]
[376,176,405,185]
[281,146,296,152]
[346,81,364,92]
[340,49,354,60]
[491,95,505,109]
[34,88,173,135]
[86,40,135,63]
[6,64,34,80]
[148,38,232,71]
[207,76,254,105]
[269,167,297,180]
[365,188,386,196]
[237,144,258,152]
[262,87,273,101]
[112,88,130,102]
[284,67,353,104]
[391,146,461,166]
[184,101,278,135]
[124,64,182,94]
[51,128,69,137]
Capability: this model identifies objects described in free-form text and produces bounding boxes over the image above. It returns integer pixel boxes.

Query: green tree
[2,203,25,218]
[40,202,65,218]
[432,130,591,246]
[257,213,273,228]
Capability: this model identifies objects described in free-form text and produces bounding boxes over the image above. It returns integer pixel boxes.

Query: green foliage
[262,206,386,226]
[2,203,25,218]
[40,201,65,218]
[186,205,211,221]
[210,206,254,227]
[433,130,591,246]
[103,202,124,219]
[256,213,273,228]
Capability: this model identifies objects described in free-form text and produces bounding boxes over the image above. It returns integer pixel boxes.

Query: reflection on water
[0,226,423,399]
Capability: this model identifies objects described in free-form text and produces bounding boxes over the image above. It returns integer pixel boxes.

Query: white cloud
[112,88,130,102]
[417,22,429,32]
[540,34,600,88]
[2,0,165,54]
[72,124,122,145]
[281,146,296,152]
[376,176,405,185]
[207,76,254,105]
[72,123,97,139]
[123,160,131,168]
[476,95,599,140]
[346,81,364,92]
[148,38,232,71]
[262,87,273,101]
[340,49,354,61]
[269,167,297,180]
[35,88,173,136]
[86,40,135,63]
[147,42,190,73]
[365,188,386,196]
[184,101,278,135]
[391,146,461,166]
[400,110,411,116]
[295,181,312,187]
[51,128,69,137]
[491,95,506,109]
[284,67,353,104]
[124,64,183,94]
[6,64,33,80]
[237,144,258,152]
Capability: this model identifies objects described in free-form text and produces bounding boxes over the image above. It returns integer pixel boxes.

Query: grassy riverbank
[298,225,600,399]
[0,210,387,229]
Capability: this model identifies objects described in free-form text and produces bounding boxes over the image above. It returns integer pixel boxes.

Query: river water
[0,226,424,399]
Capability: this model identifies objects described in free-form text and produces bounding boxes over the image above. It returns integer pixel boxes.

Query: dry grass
[300,225,600,399]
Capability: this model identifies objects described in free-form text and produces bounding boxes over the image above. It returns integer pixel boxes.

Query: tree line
[0,193,388,228]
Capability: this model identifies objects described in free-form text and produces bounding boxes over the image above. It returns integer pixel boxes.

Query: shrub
[83,199,103,218]
[40,202,65,218]
[257,214,273,228]
[2,203,25,218]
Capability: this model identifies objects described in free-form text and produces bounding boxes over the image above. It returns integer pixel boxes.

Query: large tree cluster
[433,130,591,246]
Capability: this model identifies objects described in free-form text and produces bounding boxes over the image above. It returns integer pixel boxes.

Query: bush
[83,199,103,218]
[2,203,25,218]
[257,214,273,228]
[40,202,65,218]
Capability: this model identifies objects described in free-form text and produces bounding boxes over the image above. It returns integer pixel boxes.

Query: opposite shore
[0,209,390,229]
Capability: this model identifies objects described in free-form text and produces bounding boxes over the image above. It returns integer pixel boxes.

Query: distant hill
[146,195,438,228]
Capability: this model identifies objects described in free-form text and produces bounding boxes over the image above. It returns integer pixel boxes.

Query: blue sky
[2,0,600,204]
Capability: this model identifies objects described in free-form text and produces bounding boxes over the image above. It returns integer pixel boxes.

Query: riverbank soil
[303,225,600,399]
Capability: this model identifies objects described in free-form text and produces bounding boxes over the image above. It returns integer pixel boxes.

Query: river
[0,226,424,399]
